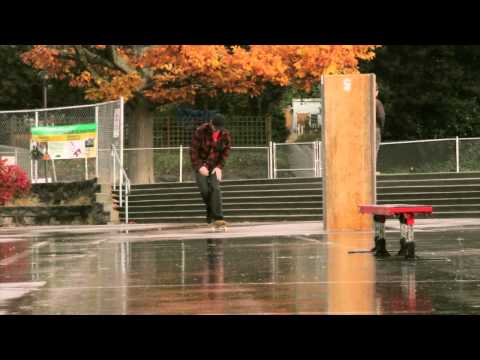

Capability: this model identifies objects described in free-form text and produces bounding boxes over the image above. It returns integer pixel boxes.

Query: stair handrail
[111,144,131,224]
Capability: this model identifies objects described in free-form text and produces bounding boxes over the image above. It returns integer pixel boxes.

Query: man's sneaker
[213,219,227,232]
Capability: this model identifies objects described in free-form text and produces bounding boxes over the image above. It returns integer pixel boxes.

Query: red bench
[359,204,433,259]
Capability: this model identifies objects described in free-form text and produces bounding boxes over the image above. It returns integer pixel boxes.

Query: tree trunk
[126,101,155,184]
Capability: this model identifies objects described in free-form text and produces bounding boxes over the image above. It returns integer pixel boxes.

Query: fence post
[112,148,116,191]
[125,192,129,225]
[34,111,39,183]
[179,145,183,183]
[267,142,271,179]
[119,97,124,193]
[318,140,322,178]
[273,142,277,179]
[456,136,460,173]
[95,106,99,179]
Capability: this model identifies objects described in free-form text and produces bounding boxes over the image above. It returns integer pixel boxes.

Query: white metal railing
[124,145,271,183]
[122,141,323,182]
[112,144,131,224]
[379,136,466,173]
[120,136,480,183]
[272,141,321,179]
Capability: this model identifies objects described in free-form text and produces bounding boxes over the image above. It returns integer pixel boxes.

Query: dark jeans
[194,171,224,223]
[376,126,381,160]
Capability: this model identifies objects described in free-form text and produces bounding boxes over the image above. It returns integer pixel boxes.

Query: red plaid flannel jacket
[190,123,232,171]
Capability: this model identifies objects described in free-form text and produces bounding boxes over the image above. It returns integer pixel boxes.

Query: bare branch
[108,45,154,81]
[107,45,136,74]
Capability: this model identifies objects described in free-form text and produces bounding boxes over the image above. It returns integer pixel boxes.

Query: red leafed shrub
[0,159,31,205]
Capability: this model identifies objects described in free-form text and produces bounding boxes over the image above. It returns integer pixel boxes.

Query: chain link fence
[0,99,123,184]
[151,116,271,147]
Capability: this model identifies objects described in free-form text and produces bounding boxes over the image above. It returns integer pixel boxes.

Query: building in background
[290,98,322,134]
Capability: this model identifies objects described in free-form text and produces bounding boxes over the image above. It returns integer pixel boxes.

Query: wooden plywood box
[322,74,376,231]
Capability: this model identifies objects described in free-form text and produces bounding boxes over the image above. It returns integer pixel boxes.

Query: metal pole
[118,151,123,208]
[313,141,318,177]
[51,159,57,182]
[34,111,39,183]
[112,148,116,191]
[270,142,273,179]
[43,77,48,183]
[456,136,460,173]
[273,142,277,179]
[179,145,183,183]
[119,98,124,191]
[125,192,129,224]
[318,140,322,178]
[95,106,99,179]
[267,142,272,179]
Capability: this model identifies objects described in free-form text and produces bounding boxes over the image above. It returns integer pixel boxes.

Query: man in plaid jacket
[190,113,232,226]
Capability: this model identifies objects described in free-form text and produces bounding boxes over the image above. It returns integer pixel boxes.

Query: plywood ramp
[322,74,376,231]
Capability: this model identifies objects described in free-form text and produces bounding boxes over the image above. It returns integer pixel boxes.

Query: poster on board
[31,123,97,159]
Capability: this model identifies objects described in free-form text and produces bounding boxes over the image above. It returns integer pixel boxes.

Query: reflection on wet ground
[2,223,480,314]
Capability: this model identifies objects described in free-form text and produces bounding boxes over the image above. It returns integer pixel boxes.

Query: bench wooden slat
[359,204,433,216]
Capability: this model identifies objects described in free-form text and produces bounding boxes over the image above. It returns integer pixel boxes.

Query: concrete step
[129,177,322,189]
[122,195,324,207]
[128,201,322,211]
[116,188,324,201]
[377,184,480,194]
[377,172,480,181]
[377,198,480,205]
[428,211,480,218]
[378,191,480,200]
[120,214,323,223]
[124,185,322,196]
[116,173,480,222]
[377,178,480,187]
[429,204,480,212]
[125,207,323,218]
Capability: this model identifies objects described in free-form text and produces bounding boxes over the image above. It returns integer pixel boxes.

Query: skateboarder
[376,84,386,160]
[190,113,232,230]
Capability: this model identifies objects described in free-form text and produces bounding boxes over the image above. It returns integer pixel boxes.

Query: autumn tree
[0,45,88,110]
[22,45,379,183]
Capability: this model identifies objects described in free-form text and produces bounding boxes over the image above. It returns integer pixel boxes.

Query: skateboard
[212,220,228,232]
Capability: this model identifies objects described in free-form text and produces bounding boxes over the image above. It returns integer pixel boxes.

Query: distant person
[190,113,232,230]
[376,85,386,161]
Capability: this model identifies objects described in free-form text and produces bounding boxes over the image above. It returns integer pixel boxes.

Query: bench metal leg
[398,214,408,256]
[398,213,416,259]
[406,222,415,259]
[373,215,390,257]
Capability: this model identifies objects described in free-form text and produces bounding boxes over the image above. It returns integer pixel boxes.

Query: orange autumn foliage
[22,45,380,103]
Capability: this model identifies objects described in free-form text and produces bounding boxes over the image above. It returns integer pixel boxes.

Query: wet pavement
[1,220,480,314]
